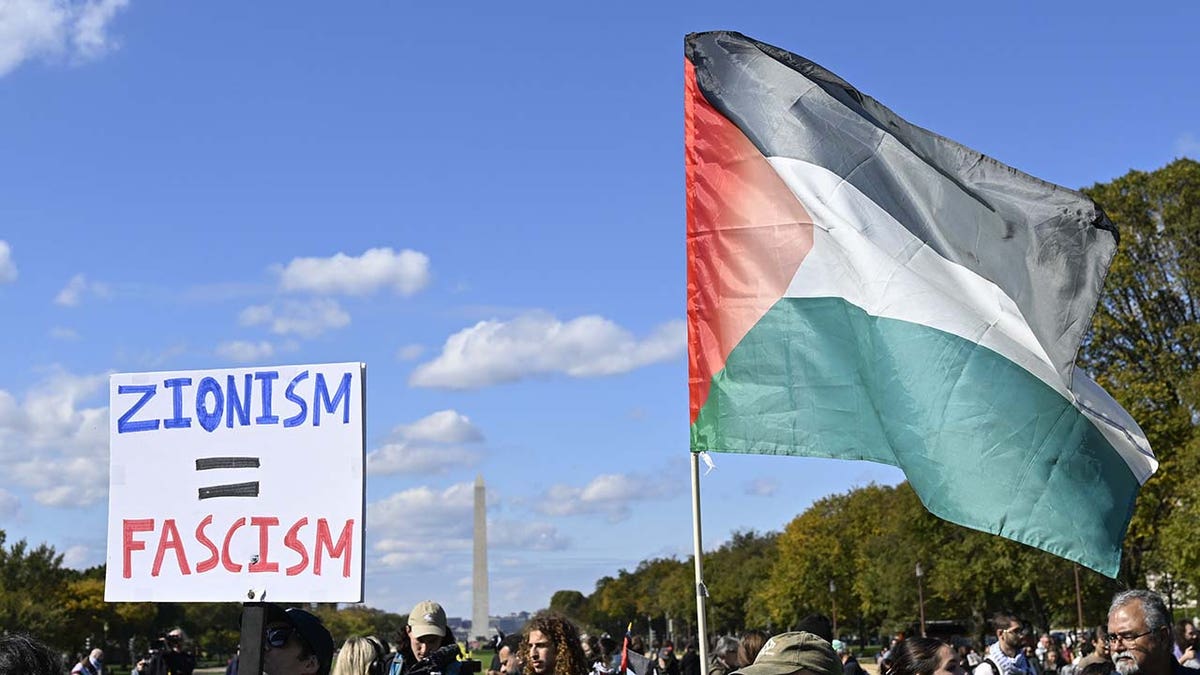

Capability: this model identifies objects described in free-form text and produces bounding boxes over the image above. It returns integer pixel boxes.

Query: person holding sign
[262,604,335,675]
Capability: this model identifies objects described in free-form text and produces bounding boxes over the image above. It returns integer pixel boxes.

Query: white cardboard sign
[105,362,365,602]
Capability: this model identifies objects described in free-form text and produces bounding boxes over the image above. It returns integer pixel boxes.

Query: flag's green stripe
[690,296,1138,575]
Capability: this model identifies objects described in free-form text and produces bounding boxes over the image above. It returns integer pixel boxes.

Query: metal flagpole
[691,451,710,675]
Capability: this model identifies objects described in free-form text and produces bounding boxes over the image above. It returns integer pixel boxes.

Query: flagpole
[690,451,710,675]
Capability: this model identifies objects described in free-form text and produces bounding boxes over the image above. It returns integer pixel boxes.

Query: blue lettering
[196,377,224,432]
[284,370,309,428]
[162,378,193,429]
[254,371,279,425]
[116,384,160,433]
[313,372,352,426]
[226,374,252,428]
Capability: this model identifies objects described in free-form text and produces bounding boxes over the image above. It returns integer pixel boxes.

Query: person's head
[796,616,833,644]
[886,637,963,675]
[739,631,769,668]
[990,613,1029,656]
[663,641,676,657]
[631,636,646,655]
[406,600,450,660]
[1108,590,1173,675]
[1174,621,1197,651]
[1077,662,1116,675]
[729,631,840,675]
[499,634,523,675]
[166,628,187,652]
[88,648,104,665]
[715,636,740,665]
[832,641,850,663]
[1045,649,1060,666]
[1092,626,1111,659]
[263,604,336,675]
[521,613,587,675]
[0,633,62,675]
[332,635,390,675]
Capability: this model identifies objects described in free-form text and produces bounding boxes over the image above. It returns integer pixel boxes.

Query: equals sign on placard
[195,456,261,500]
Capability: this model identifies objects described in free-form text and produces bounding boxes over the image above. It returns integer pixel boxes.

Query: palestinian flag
[685,31,1156,576]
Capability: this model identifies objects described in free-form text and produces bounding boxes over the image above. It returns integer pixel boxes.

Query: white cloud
[396,344,424,361]
[276,247,431,296]
[54,273,110,307]
[0,489,19,518]
[410,312,686,389]
[216,340,275,363]
[534,471,683,522]
[0,368,109,508]
[367,442,481,476]
[744,478,779,497]
[61,544,94,569]
[369,483,475,543]
[0,240,15,283]
[0,0,129,78]
[239,298,350,338]
[397,410,484,444]
[1177,133,1200,159]
[367,410,484,476]
[49,326,79,340]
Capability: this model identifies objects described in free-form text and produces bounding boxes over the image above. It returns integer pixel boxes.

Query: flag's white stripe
[767,156,1156,483]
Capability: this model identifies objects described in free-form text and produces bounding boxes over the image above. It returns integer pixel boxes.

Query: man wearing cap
[262,604,335,675]
[389,600,461,675]
[730,632,842,675]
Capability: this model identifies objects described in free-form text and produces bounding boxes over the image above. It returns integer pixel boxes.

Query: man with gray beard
[1106,590,1199,675]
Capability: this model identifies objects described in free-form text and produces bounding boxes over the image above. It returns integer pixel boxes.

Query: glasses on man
[266,626,296,649]
[1003,626,1032,637]
[1105,630,1156,646]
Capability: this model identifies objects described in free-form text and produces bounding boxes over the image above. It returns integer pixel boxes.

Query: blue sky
[0,0,1196,619]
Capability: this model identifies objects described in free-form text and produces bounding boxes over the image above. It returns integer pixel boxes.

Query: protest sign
[104,362,365,602]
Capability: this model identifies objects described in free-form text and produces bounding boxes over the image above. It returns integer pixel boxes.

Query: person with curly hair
[0,633,62,675]
[520,614,589,675]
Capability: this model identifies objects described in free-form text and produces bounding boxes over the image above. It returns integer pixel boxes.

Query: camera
[409,644,482,675]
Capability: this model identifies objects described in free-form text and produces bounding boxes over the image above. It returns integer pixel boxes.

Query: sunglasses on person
[1002,626,1032,637]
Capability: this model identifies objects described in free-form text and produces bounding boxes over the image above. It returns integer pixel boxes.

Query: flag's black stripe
[198,482,260,499]
[685,30,1116,384]
[195,457,260,470]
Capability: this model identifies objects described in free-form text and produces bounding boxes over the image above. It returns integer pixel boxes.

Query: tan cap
[731,632,840,675]
[408,600,448,639]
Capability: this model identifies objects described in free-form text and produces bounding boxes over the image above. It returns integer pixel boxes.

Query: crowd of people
[0,589,1196,675]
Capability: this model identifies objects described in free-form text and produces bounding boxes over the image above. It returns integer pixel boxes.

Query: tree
[1079,158,1200,588]
[549,590,590,622]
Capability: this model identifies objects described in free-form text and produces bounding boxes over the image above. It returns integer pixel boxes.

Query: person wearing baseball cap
[389,601,460,675]
[731,632,842,675]
[262,604,335,675]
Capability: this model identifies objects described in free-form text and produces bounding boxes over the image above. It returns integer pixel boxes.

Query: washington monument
[473,474,489,643]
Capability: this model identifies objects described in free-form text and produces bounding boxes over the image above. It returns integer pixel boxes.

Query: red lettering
[151,518,191,577]
[195,515,219,573]
[314,518,354,578]
[221,517,247,572]
[249,517,280,573]
[284,517,309,576]
[122,518,155,579]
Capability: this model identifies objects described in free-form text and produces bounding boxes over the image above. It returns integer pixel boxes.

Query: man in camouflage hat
[731,632,841,675]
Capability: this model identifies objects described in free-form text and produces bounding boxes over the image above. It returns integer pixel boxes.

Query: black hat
[266,604,335,675]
